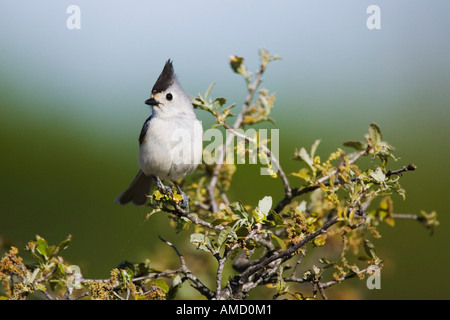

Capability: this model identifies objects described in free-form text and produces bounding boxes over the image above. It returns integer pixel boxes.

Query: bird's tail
[115,170,153,206]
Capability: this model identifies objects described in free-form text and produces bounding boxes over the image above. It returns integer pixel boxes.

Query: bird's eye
[166,93,173,101]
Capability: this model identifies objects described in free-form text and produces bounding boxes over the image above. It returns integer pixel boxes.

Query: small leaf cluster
[0,236,174,300]
[1,235,71,299]
[192,82,235,126]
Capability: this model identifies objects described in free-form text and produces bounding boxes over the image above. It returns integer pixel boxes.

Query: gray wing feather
[139,116,152,145]
[115,170,153,206]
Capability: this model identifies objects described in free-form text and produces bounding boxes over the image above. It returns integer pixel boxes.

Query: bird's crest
[152,59,175,94]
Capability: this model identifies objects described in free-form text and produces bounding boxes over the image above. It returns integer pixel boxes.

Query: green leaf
[172,274,182,288]
[217,226,235,248]
[319,258,334,269]
[229,55,245,75]
[235,226,249,237]
[291,168,310,180]
[253,196,272,223]
[204,82,215,99]
[294,147,315,173]
[57,263,66,275]
[221,103,236,116]
[46,245,56,258]
[343,140,367,151]
[271,234,286,251]
[148,279,170,294]
[52,234,72,257]
[175,216,191,233]
[36,283,46,292]
[369,167,386,183]
[268,210,284,226]
[190,233,212,252]
[378,197,395,227]
[35,236,49,260]
[253,209,266,223]
[258,196,272,214]
[167,274,183,300]
[298,148,311,164]
[363,239,377,259]
[369,123,382,145]
[229,201,249,220]
[214,97,227,108]
[419,210,440,235]
[310,139,321,158]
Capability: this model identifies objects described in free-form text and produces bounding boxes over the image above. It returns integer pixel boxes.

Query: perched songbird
[115,60,203,206]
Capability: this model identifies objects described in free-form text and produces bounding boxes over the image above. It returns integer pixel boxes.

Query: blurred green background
[1,1,449,299]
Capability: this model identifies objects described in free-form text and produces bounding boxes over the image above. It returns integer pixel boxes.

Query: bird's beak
[145,97,159,106]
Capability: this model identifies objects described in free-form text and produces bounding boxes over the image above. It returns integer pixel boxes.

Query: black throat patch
[152,60,175,94]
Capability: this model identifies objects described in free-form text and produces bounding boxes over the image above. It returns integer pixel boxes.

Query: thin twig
[158,236,215,299]
[386,164,416,177]
[392,213,420,220]
[224,125,292,200]
[131,269,180,283]
[289,246,307,279]
[318,266,371,290]
[207,67,265,213]
[112,291,125,300]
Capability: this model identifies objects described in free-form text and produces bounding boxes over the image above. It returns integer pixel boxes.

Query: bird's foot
[174,182,190,213]
[153,176,173,196]
[180,192,190,213]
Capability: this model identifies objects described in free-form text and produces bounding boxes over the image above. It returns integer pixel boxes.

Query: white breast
[138,115,203,181]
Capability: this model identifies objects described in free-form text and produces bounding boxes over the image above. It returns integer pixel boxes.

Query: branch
[154,184,224,231]
[239,215,339,286]
[386,164,416,177]
[158,236,215,299]
[215,255,227,298]
[318,265,373,290]
[393,212,438,234]
[272,161,416,213]
[274,150,367,213]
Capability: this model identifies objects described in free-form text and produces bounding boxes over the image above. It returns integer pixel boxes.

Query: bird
[115,60,203,207]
